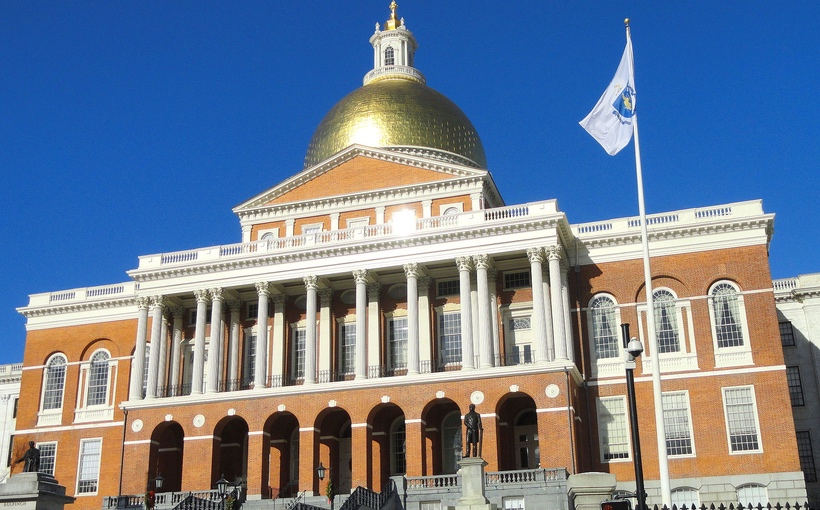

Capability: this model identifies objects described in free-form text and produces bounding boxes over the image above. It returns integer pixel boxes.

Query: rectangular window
[780,321,796,346]
[662,392,694,456]
[77,438,102,494]
[12,398,18,419]
[504,271,531,290]
[437,280,460,297]
[787,366,805,406]
[438,312,462,365]
[247,303,259,321]
[420,503,442,510]
[244,330,257,383]
[37,442,57,476]
[388,317,408,369]
[503,496,526,510]
[189,308,212,326]
[796,431,817,483]
[293,328,306,379]
[597,397,629,461]
[340,323,356,375]
[723,386,761,453]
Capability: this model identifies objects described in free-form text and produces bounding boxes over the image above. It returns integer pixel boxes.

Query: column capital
[255,282,272,297]
[150,296,166,309]
[194,289,210,303]
[488,267,498,281]
[303,275,319,290]
[547,245,563,261]
[136,297,151,310]
[210,287,225,302]
[455,256,474,272]
[271,293,287,307]
[227,300,242,312]
[418,275,431,290]
[352,269,369,285]
[170,306,186,318]
[319,288,333,305]
[527,247,545,263]
[403,263,420,279]
[472,254,492,270]
[560,258,571,272]
[367,282,382,296]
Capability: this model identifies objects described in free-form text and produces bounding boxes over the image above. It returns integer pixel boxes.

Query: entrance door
[514,410,540,469]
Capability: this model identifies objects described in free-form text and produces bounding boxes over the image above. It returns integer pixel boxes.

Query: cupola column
[254,283,272,389]
[403,264,421,375]
[191,289,210,395]
[527,248,550,364]
[207,288,224,393]
[129,297,150,400]
[455,257,475,370]
[548,246,567,361]
[353,270,369,380]
[304,276,319,384]
[474,255,494,368]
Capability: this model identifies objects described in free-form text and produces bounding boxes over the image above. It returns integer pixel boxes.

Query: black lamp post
[621,323,647,510]
[316,462,334,510]
[153,473,164,491]
[217,474,229,497]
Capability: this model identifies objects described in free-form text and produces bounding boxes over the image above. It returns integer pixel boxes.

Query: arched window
[384,46,395,66]
[737,484,768,507]
[590,295,620,360]
[42,354,67,411]
[441,411,462,474]
[654,289,680,353]
[390,418,406,475]
[671,487,700,509]
[87,351,111,406]
[711,282,745,348]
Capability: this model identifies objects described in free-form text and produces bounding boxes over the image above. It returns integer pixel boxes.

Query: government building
[12,4,808,510]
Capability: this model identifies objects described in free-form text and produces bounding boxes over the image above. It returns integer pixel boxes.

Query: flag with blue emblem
[579,38,636,156]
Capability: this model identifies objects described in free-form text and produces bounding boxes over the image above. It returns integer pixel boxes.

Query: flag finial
[624,18,630,26]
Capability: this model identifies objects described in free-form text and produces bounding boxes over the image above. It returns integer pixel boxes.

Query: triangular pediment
[234,145,488,213]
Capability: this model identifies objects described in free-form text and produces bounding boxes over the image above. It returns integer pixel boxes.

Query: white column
[353,270,369,380]
[270,294,287,384]
[207,288,224,393]
[418,276,432,370]
[319,288,333,380]
[404,264,420,375]
[146,296,164,399]
[157,313,169,392]
[548,246,567,361]
[192,289,210,395]
[367,283,382,377]
[561,260,575,362]
[474,255,494,369]
[254,282,271,389]
[542,268,555,358]
[330,212,340,231]
[129,297,150,400]
[285,219,295,237]
[304,276,319,384]
[489,268,500,364]
[527,248,550,363]
[227,300,242,384]
[168,307,184,396]
[376,206,386,224]
[456,256,475,370]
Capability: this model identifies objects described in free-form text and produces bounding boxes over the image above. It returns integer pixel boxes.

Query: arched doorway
[315,408,352,494]
[421,399,461,475]
[147,422,184,492]
[265,412,299,498]
[497,393,539,470]
[367,403,405,488]
[213,416,249,488]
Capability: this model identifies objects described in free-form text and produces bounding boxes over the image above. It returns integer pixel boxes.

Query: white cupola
[364,1,425,85]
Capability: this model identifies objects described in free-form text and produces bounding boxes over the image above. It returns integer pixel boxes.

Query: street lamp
[316,462,334,510]
[217,474,229,497]
[316,462,326,482]
[621,323,647,510]
[153,473,164,491]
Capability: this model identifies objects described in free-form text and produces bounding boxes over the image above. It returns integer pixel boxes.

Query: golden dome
[304,77,487,169]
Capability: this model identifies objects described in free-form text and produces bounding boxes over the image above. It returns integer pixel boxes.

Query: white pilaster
[548,247,567,361]
[474,255,493,369]
[367,283,382,376]
[227,300,242,384]
[270,294,287,383]
[192,289,210,395]
[561,260,574,362]
[206,288,224,393]
[254,283,271,389]
[404,264,421,375]
[527,248,549,364]
[157,313,169,391]
[304,276,319,384]
[418,276,432,369]
[169,307,184,395]
[146,296,164,399]
[456,257,475,370]
[318,288,333,378]
[353,270,369,380]
[488,268,500,364]
[129,297,150,401]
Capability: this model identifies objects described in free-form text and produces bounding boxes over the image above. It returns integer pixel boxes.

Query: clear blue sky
[0,2,817,365]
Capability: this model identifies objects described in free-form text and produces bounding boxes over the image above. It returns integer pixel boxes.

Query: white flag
[579,39,636,155]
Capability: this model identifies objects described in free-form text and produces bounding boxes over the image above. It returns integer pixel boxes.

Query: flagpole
[626,19,672,507]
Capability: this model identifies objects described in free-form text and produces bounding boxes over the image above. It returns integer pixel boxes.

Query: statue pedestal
[0,472,75,510]
[446,457,497,510]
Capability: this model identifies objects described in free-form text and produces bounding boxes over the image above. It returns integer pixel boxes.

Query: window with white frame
[722,386,761,453]
[597,396,630,461]
[654,289,681,353]
[796,431,817,483]
[503,271,531,290]
[662,391,694,456]
[502,496,525,510]
[141,344,150,397]
[388,316,408,370]
[339,321,356,375]
[302,223,323,235]
[41,354,67,412]
[86,351,111,407]
[438,312,462,365]
[710,281,746,348]
[243,328,257,384]
[390,418,406,475]
[670,487,700,509]
[37,442,57,476]
[292,327,306,379]
[506,312,533,365]
[384,46,395,66]
[76,438,102,494]
[436,279,460,297]
[346,217,370,229]
[590,295,621,361]
[787,366,805,406]
[420,503,441,510]
[736,484,768,506]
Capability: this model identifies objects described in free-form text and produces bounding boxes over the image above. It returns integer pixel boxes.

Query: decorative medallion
[193,414,206,428]
[546,384,560,398]
[131,419,143,432]
[470,391,485,405]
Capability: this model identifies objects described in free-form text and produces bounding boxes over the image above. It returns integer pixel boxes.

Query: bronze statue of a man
[463,403,483,458]
[15,441,40,473]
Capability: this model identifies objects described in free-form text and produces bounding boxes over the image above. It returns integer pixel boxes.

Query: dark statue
[15,441,40,473]
[463,403,483,458]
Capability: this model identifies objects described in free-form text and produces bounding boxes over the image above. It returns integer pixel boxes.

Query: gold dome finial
[385,1,399,30]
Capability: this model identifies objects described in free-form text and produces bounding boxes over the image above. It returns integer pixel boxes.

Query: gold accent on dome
[385,1,400,30]
[304,78,486,169]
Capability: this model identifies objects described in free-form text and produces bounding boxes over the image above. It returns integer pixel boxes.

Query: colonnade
[128,246,575,401]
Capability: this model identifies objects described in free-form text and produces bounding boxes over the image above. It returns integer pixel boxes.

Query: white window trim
[385,312,409,370]
[708,281,752,368]
[501,303,534,365]
[301,222,324,235]
[336,317,357,375]
[439,203,464,216]
[721,385,763,455]
[75,438,102,496]
[257,228,279,240]
[435,305,462,366]
[587,293,625,378]
[37,353,67,427]
[75,350,116,423]
[596,396,632,463]
[662,390,696,458]
[636,288,698,374]
[36,441,58,476]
